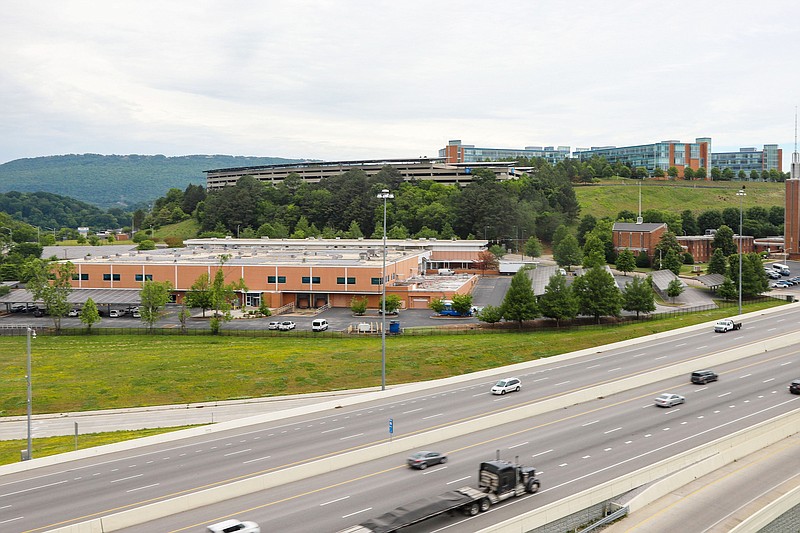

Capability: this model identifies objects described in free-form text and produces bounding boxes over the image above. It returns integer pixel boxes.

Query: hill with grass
[574,180,785,220]
[0,154,309,209]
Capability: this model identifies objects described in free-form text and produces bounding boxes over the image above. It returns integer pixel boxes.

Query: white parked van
[772,263,791,276]
[438,268,455,276]
[311,318,328,331]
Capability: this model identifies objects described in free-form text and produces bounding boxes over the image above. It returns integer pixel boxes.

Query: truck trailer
[337,460,540,533]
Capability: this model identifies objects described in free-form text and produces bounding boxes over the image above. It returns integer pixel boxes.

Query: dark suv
[790,380,800,394]
[691,370,718,384]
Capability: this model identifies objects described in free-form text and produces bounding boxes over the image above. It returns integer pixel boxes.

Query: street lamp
[377,189,394,391]
[25,327,35,460]
[737,187,746,315]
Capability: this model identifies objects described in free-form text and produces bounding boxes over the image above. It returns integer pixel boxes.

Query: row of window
[268,275,383,285]
[72,274,153,281]
[81,274,383,285]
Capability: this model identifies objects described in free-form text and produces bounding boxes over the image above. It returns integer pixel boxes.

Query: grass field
[574,180,784,220]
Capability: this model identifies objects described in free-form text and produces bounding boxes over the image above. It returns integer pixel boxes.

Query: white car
[109,309,125,318]
[491,377,521,395]
[278,321,296,331]
[206,519,260,533]
[268,321,281,330]
[654,393,685,407]
[67,309,81,317]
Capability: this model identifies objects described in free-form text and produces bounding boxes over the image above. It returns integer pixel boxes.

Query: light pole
[25,326,35,460]
[737,187,746,315]
[377,189,394,391]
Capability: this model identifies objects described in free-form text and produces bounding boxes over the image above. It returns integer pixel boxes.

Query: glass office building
[710,145,782,174]
[440,140,571,165]
[573,138,710,177]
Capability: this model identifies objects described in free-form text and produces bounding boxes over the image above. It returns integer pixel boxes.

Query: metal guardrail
[578,505,629,532]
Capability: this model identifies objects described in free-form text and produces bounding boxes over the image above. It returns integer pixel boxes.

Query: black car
[790,380,800,394]
[691,370,718,384]
[407,451,447,470]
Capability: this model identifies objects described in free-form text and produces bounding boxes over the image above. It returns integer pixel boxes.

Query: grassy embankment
[0,297,784,464]
[574,180,784,220]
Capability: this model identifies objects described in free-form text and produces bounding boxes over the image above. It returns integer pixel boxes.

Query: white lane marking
[675,343,686,347]
[320,496,350,506]
[780,362,792,366]
[508,441,529,449]
[403,408,423,414]
[127,483,159,493]
[663,428,671,431]
[0,517,24,525]
[604,427,622,434]
[739,374,752,379]
[558,463,568,467]
[473,392,488,397]
[532,378,549,382]
[553,381,571,387]
[582,455,591,459]
[340,433,364,440]
[604,448,612,451]
[718,392,732,397]
[624,441,632,444]
[0,479,68,498]
[632,353,646,358]
[243,456,271,464]
[321,427,345,434]
[343,508,372,519]
[110,474,143,483]
[695,345,708,350]
[586,364,602,370]
[654,356,667,361]
[422,413,443,420]
[446,476,471,485]
[767,328,777,332]
[607,367,621,373]
[582,420,599,427]
[532,449,554,458]
[422,467,447,475]
[224,449,251,457]
[694,387,708,392]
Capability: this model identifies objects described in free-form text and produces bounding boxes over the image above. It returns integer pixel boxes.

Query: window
[337,277,356,284]
[135,274,153,281]
[371,277,383,285]
[302,276,320,284]
[103,273,121,281]
[267,276,286,284]
[71,273,89,280]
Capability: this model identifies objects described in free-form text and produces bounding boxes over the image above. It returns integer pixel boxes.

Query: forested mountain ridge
[0,154,307,208]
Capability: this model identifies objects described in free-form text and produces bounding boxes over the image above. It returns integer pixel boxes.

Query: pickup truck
[714,319,742,333]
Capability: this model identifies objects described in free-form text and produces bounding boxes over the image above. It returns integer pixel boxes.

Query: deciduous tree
[623,276,656,317]
[571,266,622,323]
[139,280,173,332]
[615,249,636,275]
[501,270,538,328]
[80,297,100,332]
[538,272,578,326]
[23,259,75,333]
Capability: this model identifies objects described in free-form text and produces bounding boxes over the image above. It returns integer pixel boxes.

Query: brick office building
[612,222,667,261]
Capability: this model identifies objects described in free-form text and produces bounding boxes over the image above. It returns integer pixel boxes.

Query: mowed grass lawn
[0,299,782,417]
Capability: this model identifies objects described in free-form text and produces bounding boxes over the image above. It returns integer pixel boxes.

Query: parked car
[278,321,296,331]
[655,393,685,407]
[32,307,45,317]
[771,281,791,288]
[691,370,718,384]
[68,308,81,317]
[766,270,781,279]
[268,321,281,330]
[407,450,447,470]
[790,380,800,394]
[491,377,521,395]
[311,318,328,331]
[109,309,126,318]
[131,309,141,318]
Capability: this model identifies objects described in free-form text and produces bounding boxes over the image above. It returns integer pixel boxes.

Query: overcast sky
[3,0,799,167]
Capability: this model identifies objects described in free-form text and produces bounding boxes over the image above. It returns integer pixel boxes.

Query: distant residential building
[575,138,711,178]
[205,158,530,191]
[710,145,782,174]
[439,140,571,165]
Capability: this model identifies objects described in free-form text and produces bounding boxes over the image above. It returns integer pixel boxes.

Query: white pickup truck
[714,318,742,333]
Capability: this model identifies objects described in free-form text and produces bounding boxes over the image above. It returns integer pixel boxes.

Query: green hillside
[575,180,785,219]
[0,154,309,209]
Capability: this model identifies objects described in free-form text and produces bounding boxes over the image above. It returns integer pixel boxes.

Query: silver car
[654,393,685,407]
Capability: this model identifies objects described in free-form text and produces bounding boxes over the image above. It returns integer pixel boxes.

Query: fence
[0,295,780,338]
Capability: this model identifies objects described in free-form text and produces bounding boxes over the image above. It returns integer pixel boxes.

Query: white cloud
[2,0,799,166]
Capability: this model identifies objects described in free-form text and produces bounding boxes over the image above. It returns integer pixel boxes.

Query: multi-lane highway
[2,305,799,532]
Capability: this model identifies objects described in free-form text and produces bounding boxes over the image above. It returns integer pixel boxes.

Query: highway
[120,344,800,532]
[1,305,799,532]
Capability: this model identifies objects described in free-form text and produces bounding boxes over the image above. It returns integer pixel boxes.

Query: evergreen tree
[622,276,656,317]
[615,248,636,275]
[635,251,651,269]
[571,266,623,323]
[538,273,578,326]
[708,248,728,275]
[501,270,538,328]
[554,234,583,271]
[662,248,683,275]
[717,277,738,301]
[681,209,699,235]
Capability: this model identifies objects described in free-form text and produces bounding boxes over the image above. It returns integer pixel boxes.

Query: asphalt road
[120,344,800,532]
[2,305,799,532]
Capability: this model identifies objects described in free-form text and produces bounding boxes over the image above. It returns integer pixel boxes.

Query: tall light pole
[737,187,746,315]
[25,326,35,460]
[377,189,394,391]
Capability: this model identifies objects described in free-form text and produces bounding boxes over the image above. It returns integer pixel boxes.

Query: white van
[437,268,455,275]
[772,263,791,276]
[206,519,260,533]
[311,318,328,332]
